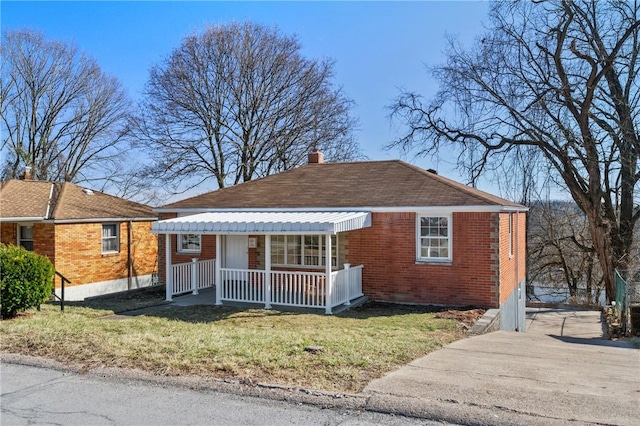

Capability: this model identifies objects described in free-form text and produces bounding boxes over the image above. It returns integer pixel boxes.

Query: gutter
[0,217,45,222]
[52,217,158,224]
[153,205,529,214]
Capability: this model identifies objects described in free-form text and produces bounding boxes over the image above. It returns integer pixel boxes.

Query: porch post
[215,234,222,305]
[325,234,332,314]
[165,234,172,302]
[343,263,351,306]
[265,234,272,309]
[191,258,199,295]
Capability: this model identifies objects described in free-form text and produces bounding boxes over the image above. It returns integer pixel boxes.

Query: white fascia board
[499,206,530,212]
[155,205,527,214]
[0,217,45,222]
[154,208,209,214]
[52,217,158,224]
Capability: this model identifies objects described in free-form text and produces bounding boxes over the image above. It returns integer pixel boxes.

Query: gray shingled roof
[161,160,524,210]
[0,180,156,221]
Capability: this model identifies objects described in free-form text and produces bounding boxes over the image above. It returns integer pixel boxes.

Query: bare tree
[528,200,604,304]
[136,21,360,192]
[0,30,132,183]
[388,1,639,302]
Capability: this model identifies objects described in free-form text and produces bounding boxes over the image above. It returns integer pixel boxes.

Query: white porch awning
[151,211,371,234]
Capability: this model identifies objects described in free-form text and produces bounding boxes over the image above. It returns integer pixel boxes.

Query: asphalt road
[0,362,443,426]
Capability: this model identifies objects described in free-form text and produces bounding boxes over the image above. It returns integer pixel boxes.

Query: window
[178,234,201,253]
[418,215,451,261]
[18,225,34,251]
[271,235,337,268]
[102,223,119,253]
[304,236,320,266]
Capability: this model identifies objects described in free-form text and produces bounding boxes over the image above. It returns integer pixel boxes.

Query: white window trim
[17,223,34,251]
[177,234,202,253]
[416,213,452,263]
[102,223,120,254]
[271,234,338,269]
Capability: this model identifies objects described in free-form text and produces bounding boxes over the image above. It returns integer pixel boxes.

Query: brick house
[153,150,527,331]
[0,178,158,300]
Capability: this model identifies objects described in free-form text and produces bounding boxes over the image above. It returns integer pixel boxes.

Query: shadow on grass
[49,285,482,326]
[97,301,480,327]
[46,285,169,314]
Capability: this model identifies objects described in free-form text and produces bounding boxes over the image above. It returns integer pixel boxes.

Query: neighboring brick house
[0,178,158,300]
[153,150,527,331]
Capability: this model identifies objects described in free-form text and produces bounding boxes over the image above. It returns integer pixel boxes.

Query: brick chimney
[20,167,33,180]
[307,148,324,164]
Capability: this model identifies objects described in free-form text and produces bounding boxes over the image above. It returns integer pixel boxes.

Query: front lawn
[0,290,480,392]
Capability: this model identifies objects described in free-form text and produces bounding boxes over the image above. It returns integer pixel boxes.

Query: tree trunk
[588,212,616,303]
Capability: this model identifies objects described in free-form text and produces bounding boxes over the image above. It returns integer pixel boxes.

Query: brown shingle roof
[161,160,524,210]
[0,180,54,219]
[0,180,156,221]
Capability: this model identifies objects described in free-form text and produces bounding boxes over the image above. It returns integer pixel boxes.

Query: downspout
[515,212,520,332]
[128,220,133,290]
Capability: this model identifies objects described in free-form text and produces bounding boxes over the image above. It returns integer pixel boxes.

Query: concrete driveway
[364,308,640,425]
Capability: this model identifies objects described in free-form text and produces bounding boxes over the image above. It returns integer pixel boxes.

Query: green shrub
[1,243,54,318]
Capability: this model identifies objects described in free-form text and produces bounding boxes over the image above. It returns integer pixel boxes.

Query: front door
[225,235,248,269]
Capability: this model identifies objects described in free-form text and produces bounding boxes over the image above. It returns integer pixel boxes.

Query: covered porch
[152,211,370,314]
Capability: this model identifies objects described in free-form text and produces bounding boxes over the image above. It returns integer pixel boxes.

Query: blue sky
[2,1,493,195]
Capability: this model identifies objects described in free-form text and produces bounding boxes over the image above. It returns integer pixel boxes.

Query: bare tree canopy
[136,21,360,192]
[389,0,639,302]
[528,201,603,304]
[0,29,131,183]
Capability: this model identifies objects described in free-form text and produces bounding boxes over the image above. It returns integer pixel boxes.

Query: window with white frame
[18,224,34,251]
[417,215,451,261]
[271,235,337,268]
[178,234,201,253]
[102,223,119,253]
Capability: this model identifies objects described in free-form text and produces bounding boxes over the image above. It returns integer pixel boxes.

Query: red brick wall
[157,212,217,286]
[2,220,157,288]
[1,222,56,263]
[153,210,513,308]
[498,211,527,304]
[344,212,500,307]
[130,221,159,278]
[0,222,17,246]
[55,221,157,287]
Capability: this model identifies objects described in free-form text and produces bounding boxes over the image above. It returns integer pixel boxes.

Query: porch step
[332,295,369,314]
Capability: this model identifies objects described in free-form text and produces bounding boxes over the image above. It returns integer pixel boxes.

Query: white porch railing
[270,270,326,308]
[170,258,216,296]
[168,260,363,313]
[331,264,364,306]
[219,265,363,313]
[220,268,266,303]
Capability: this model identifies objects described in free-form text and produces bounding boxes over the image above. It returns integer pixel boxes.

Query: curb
[468,308,500,335]
[0,353,367,411]
[0,352,606,425]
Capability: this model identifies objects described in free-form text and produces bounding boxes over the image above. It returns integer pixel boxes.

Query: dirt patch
[435,308,486,330]
[347,301,485,331]
[77,286,168,313]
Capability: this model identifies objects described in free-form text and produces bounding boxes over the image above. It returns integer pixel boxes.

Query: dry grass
[1,290,480,392]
